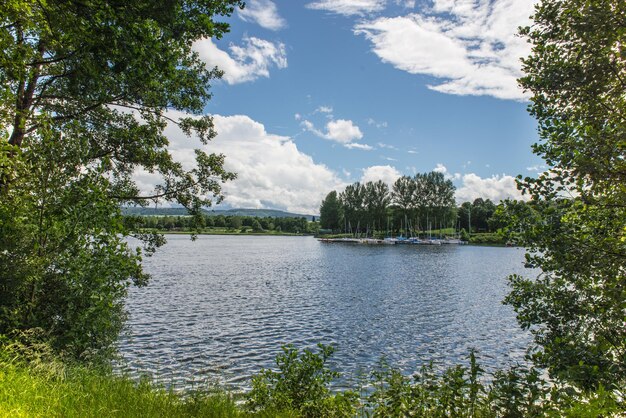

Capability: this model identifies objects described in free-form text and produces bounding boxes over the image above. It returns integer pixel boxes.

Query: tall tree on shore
[391,176,416,234]
[0,0,242,361]
[504,0,626,389]
[340,182,366,234]
[319,191,343,232]
[364,180,391,233]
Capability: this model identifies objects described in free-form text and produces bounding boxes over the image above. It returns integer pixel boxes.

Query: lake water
[118,235,533,391]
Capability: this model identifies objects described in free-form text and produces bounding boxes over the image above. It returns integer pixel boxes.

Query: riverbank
[0,357,245,417]
[316,232,508,246]
[2,346,621,417]
[145,228,310,236]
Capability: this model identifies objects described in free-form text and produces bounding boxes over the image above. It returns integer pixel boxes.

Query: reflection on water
[118,235,532,390]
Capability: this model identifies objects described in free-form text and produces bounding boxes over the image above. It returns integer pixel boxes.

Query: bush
[367,351,491,417]
[246,344,358,417]
[469,233,506,245]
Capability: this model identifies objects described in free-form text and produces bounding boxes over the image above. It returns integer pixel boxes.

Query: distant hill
[122,207,317,221]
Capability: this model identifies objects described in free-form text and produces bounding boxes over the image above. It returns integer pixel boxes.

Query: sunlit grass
[0,358,247,417]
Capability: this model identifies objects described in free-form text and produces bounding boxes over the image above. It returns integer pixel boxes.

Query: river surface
[118,235,533,390]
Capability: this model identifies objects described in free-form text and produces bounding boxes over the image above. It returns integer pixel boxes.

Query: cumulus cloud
[307,0,387,16]
[239,0,286,30]
[433,163,461,180]
[432,164,522,202]
[326,119,363,142]
[139,112,346,214]
[355,0,536,100]
[193,36,287,84]
[360,165,402,185]
[302,118,371,150]
[455,173,525,203]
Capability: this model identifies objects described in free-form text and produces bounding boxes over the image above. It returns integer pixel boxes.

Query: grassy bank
[468,232,507,246]
[0,360,245,417]
[2,343,623,418]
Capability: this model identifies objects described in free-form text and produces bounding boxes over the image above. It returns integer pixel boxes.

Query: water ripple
[118,236,533,391]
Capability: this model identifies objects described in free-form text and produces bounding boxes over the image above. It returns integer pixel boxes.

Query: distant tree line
[320,171,503,236]
[458,198,503,233]
[137,214,317,234]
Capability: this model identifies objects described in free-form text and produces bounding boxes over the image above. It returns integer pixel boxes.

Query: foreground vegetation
[2,342,623,417]
[1,0,624,416]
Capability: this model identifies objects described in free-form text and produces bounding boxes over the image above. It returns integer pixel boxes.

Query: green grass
[469,232,507,245]
[0,348,311,418]
[0,361,244,417]
[1,348,623,417]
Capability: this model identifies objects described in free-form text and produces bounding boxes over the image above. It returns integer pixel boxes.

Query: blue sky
[148,0,544,214]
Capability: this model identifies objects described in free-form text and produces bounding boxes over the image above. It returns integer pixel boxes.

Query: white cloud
[239,0,286,30]
[377,142,398,150]
[433,163,461,180]
[360,165,402,185]
[431,164,522,202]
[345,143,374,150]
[526,164,546,172]
[316,106,334,113]
[139,112,346,214]
[395,0,415,8]
[368,118,388,128]
[355,0,536,100]
[307,0,387,16]
[455,173,525,203]
[326,119,363,142]
[193,36,287,84]
[302,118,371,150]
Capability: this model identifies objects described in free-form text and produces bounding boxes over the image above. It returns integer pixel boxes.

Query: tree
[319,191,343,232]
[0,0,243,362]
[503,0,626,389]
[340,183,365,234]
[364,180,390,233]
[424,172,455,233]
[470,198,496,232]
[391,176,416,235]
[251,219,263,232]
[228,216,243,230]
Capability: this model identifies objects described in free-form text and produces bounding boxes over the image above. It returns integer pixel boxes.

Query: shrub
[246,344,358,417]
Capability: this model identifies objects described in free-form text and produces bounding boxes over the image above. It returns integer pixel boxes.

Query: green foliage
[137,214,316,235]
[367,352,492,418]
[251,219,263,232]
[367,353,625,418]
[458,199,498,233]
[1,340,624,417]
[319,191,343,233]
[246,344,358,417]
[0,0,243,362]
[468,233,506,245]
[334,172,457,236]
[0,344,244,417]
[502,0,626,390]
